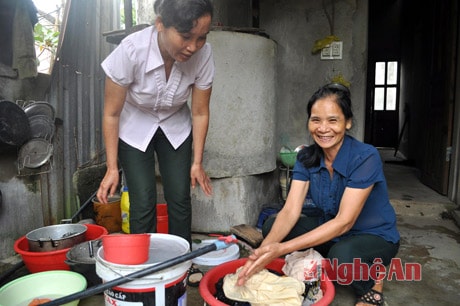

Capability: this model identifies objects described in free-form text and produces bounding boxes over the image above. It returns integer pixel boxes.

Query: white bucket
[96,233,191,305]
[191,239,240,273]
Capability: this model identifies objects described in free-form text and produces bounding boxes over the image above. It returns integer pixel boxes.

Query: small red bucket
[102,233,150,264]
[199,258,335,306]
[157,203,168,234]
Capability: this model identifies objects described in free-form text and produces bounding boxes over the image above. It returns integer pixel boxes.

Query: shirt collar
[329,135,352,176]
[145,27,164,73]
[145,27,185,74]
[317,135,352,175]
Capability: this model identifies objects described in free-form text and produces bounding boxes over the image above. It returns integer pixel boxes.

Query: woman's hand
[236,242,282,286]
[96,168,120,203]
[190,163,212,196]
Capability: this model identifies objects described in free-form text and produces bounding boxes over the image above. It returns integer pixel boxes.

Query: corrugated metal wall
[46,0,120,221]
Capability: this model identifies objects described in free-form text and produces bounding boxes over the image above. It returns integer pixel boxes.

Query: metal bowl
[26,224,87,252]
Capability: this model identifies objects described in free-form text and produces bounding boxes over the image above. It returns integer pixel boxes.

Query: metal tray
[28,114,55,140]
[18,138,53,168]
[24,101,55,119]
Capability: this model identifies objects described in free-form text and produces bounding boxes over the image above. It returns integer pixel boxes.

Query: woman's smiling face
[308,95,352,152]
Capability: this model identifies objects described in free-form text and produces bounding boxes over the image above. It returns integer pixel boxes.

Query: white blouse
[101,26,215,151]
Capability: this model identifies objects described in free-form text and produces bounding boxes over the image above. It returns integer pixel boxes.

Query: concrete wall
[260,0,368,150]
[211,0,252,27]
[0,155,44,259]
[0,72,51,260]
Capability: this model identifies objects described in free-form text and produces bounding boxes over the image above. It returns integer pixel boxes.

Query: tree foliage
[34,23,59,57]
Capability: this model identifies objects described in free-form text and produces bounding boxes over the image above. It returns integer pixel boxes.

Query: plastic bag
[282,248,324,305]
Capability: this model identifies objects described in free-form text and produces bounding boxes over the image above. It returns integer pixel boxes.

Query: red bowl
[199,258,335,306]
[14,224,108,273]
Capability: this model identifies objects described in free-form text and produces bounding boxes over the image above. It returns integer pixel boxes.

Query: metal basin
[26,224,87,252]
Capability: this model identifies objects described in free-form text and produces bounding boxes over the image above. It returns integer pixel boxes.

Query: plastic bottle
[120,186,130,233]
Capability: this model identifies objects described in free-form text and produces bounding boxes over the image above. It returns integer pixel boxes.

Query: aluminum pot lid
[67,239,102,264]
[28,114,55,139]
[23,101,55,119]
[0,100,31,146]
[18,138,53,168]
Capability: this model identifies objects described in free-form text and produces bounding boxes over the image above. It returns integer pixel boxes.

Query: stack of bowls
[18,101,55,170]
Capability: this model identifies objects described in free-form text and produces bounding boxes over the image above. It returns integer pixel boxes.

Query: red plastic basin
[14,223,108,273]
[199,258,335,306]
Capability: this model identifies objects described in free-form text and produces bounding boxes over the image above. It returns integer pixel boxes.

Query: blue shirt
[292,135,400,243]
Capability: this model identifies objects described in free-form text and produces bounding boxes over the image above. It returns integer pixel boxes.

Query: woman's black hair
[154,0,213,33]
[298,83,353,168]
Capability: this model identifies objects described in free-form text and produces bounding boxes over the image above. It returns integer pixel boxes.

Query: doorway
[366,0,458,196]
[367,61,400,148]
[365,0,402,149]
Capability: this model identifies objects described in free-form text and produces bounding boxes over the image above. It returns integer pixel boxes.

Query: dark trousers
[118,129,193,245]
[262,215,400,296]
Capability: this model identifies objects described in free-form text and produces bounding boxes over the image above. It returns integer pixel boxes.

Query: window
[373,61,399,111]
[34,0,66,74]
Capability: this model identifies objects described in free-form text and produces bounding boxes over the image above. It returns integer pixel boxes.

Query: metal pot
[26,224,87,252]
[0,100,31,147]
[64,239,102,286]
[65,239,103,286]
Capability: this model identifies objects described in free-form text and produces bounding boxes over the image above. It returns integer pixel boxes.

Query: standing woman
[237,84,400,306]
[96,0,214,245]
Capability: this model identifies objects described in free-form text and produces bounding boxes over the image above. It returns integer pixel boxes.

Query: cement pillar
[192,31,278,232]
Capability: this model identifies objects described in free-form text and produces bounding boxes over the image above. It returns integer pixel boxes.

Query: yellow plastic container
[120,187,130,234]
